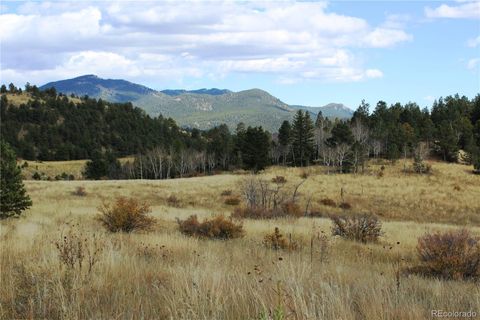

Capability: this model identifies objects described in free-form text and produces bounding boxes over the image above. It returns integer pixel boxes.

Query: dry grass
[1,161,479,319]
[4,92,83,106]
[19,157,133,180]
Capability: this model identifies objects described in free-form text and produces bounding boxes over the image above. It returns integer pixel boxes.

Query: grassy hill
[40,75,353,131]
[4,92,82,106]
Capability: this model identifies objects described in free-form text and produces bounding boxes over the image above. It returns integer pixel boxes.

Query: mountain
[161,88,231,96]
[40,75,353,131]
[290,103,353,120]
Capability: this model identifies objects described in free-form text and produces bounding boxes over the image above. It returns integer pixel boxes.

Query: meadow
[1,161,479,319]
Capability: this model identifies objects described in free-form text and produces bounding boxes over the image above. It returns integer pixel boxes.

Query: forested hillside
[1,85,188,160]
[1,83,479,179]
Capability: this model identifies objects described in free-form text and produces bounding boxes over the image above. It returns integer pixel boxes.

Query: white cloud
[467,58,480,69]
[366,69,384,78]
[425,1,480,19]
[0,2,411,85]
[468,36,480,47]
[363,28,413,48]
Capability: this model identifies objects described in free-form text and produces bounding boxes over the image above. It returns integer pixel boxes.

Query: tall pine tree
[240,126,270,172]
[278,120,292,165]
[292,110,315,166]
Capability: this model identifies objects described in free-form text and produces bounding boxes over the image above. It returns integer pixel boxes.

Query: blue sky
[0,1,479,109]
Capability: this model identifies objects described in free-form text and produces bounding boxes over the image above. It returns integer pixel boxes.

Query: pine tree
[278,120,291,147]
[278,120,291,165]
[292,110,315,166]
[1,140,32,219]
[241,126,270,172]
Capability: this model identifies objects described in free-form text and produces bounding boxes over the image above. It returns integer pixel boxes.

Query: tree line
[1,83,479,180]
[274,95,480,173]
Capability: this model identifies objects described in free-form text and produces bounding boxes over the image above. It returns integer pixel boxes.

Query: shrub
[224,196,241,206]
[474,156,480,174]
[54,226,103,274]
[299,171,309,179]
[32,171,42,180]
[307,208,326,218]
[412,159,432,174]
[319,198,336,207]
[263,227,298,250]
[72,186,87,197]
[177,215,244,239]
[331,214,382,243]
[410,229,480,280]
[280,201,302,217]
[339,202,352,210]
[271,176,287,184]
[220,189,232,196]
[166,195,181,207]
[232,206,273,219]
[97,197,155,233]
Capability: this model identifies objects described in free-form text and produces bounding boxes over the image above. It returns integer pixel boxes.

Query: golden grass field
[5,92,83,106]
[20,157,133,180]
[1,161,479,319]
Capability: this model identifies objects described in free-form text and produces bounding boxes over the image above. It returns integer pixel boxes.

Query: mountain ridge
[39,75,353,131]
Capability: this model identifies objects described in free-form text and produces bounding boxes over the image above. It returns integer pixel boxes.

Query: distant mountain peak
[161,88,231,96]
[76,74,98,79]
[322,103,353,111]
[38,75,352,131]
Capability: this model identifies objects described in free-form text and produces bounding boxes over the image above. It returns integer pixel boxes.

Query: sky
[0,0,479,109]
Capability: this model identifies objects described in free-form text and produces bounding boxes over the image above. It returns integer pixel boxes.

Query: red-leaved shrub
[410,229,480,280]
[224,196,241,206]
[177,215,244,239]
[319,198,336,207]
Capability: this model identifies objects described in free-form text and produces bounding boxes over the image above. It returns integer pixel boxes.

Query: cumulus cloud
[363,28,412,48]
[0,1,413,85]
[425,1,480,19]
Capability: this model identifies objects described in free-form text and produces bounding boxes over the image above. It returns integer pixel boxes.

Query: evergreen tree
[278,120,291,147]
[328,122,354,146]
[292,110,315,166]
[278,120,291,165]
[83,151,121,180]
[241,126,270,172]
[352,99,370,125]
[1,140,32,219]
[435,121,459,162]
[84,152,109,180]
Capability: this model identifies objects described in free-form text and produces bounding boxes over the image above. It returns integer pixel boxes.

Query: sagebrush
[331,213,382,243]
